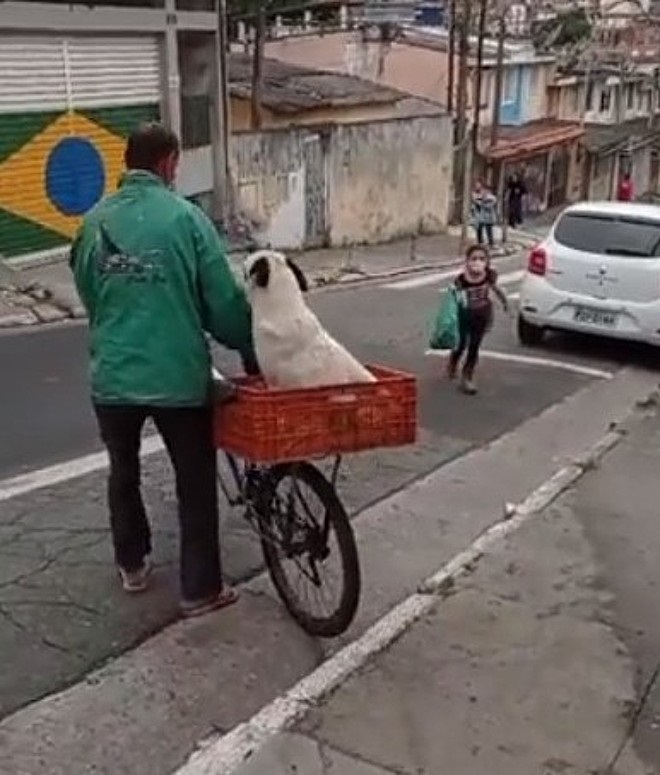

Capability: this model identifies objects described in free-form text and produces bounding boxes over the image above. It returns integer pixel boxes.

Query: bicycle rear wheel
[258,462,360,638]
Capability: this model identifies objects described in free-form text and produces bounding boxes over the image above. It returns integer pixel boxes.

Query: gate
[303,132,327,247]
[548,146,570,209]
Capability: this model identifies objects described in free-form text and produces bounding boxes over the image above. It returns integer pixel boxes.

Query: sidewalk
[0,230,534,329]
[218,398,660,775]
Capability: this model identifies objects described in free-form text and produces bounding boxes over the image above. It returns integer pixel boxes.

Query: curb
[174,385,653,775]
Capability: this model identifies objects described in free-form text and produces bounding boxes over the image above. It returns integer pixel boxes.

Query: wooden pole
[455,0,470,150]
[447,0,456,115]
[250,6,266,130]
[472,0,487,156]
[490,12,505,148]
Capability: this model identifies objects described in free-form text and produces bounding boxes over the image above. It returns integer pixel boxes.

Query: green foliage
[534,8,592,49]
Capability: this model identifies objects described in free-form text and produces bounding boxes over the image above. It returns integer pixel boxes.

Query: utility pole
[454,0,470,151]
[215,0,232,222]
[447,0,456,115]
[454,0,472,238]
[472,0,487,156]
[490,10,506,148]
[251,5,266,129]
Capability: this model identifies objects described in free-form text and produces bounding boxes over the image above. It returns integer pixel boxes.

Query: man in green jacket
[71,122,258,618]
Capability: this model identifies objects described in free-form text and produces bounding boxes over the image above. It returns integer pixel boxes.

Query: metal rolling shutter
[0,35,161,260]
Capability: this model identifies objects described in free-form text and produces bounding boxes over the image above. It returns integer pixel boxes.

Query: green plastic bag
[429,286,460,351]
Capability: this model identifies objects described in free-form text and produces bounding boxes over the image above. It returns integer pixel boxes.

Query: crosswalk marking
[425,349,614,380]
[383,268,525,291]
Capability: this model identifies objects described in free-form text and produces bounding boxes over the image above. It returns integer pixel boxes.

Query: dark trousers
[508,199,523,228]
[476,223,494,247]
[450,311,490,379]
[94,404,221,603]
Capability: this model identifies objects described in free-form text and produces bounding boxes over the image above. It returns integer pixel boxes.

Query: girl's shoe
[460,377,478,395]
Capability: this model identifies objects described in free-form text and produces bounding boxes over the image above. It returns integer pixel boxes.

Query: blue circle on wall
[46,137,106,216]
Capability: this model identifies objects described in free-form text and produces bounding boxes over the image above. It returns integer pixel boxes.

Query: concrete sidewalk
[226,400,660,775]
[0,229,534,329]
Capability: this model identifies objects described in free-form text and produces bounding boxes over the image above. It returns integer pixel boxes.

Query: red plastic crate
[214,364,417,464]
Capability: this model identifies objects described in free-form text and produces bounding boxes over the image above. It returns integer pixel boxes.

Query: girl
[447,244,509,395]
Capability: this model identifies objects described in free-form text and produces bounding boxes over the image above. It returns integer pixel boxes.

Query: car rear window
[554,213,660,257]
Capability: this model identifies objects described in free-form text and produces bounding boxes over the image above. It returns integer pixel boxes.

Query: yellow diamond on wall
[0,112,126,239]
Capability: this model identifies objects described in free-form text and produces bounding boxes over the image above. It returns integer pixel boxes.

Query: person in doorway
[471,180,498,248]
[70,122,259,618]
[447,244,509,395]
[506,171,527,228]
[617,171,634,202]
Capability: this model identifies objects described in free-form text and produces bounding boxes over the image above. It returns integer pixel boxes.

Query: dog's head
[244,250,309,295]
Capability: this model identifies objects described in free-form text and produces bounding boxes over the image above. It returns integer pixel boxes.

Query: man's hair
[124,122,180,172]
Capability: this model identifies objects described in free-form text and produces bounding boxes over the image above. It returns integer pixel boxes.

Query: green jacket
[70,171,256,406]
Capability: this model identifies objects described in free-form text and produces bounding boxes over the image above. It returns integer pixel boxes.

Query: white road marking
[383,268,525,291]
[425,348,614,380]
[0,435,165,504]
[0,368,227,505]
[174,424,628,775]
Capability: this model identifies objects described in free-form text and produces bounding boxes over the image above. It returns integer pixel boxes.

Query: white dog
[244,250,376,389]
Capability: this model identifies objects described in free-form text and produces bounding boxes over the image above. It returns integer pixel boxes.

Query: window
[178,31,214,149]
[554,213,660,257]
[176,0,215,8]
[503,69,517,103]
[599,87,611,113]
[50,1,165,6]
[586,80,594,111]
[626,84,634,110]
[572,86,580,114]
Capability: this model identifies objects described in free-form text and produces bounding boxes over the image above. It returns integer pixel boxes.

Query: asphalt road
[1,255,659,721]
[1,254,655,480]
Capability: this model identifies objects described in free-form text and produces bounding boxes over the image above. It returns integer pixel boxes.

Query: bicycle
[212,364,416,639]
[216,450,359,638]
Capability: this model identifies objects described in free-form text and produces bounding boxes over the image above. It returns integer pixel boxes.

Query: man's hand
[241,351,261,377]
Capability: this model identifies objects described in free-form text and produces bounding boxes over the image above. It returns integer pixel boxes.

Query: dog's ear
[286,257,309,293]
[248,255,270,288]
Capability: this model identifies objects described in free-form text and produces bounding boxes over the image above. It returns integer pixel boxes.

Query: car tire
[517,315,544,347]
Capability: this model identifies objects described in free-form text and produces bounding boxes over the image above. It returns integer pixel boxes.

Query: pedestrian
[447,244,509,395]
[506,171,527,228]
[70,122,260,618]
[471,179,498,248]
[617,171,634,202]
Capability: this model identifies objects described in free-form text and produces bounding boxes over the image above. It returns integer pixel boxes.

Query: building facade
[0,0,225,264]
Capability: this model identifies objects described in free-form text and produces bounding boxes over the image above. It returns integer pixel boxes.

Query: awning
[482,120,584,162]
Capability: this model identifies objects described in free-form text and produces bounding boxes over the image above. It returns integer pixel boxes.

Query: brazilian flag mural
[0,104,159,261]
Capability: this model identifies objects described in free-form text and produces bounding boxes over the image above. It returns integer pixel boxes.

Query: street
[1,254,660,774]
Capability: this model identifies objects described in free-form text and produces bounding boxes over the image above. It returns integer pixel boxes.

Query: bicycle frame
[216,452,343,510]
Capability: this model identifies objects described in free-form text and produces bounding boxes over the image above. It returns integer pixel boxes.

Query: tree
[534,8,592,50]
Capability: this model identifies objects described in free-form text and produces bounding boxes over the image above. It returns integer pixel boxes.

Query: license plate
[573,307,618,327]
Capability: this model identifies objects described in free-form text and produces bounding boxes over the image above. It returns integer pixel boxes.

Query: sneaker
[460,377,478,395]
[181,586,239,619]
[118,556,152,593]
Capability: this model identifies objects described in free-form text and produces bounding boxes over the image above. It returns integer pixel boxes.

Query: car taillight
[528,246,547,276]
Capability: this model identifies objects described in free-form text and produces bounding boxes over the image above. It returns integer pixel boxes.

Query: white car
[518,201,660,348]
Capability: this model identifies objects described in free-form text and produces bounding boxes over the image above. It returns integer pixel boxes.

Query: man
[617,171,634,202]
[70,122,258,618]
[470,179,498,248]
[505,172,526,229]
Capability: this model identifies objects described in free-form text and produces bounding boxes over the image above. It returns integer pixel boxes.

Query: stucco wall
[327,115,452,245]
[229,112,453,249]
[230,128,307,249]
